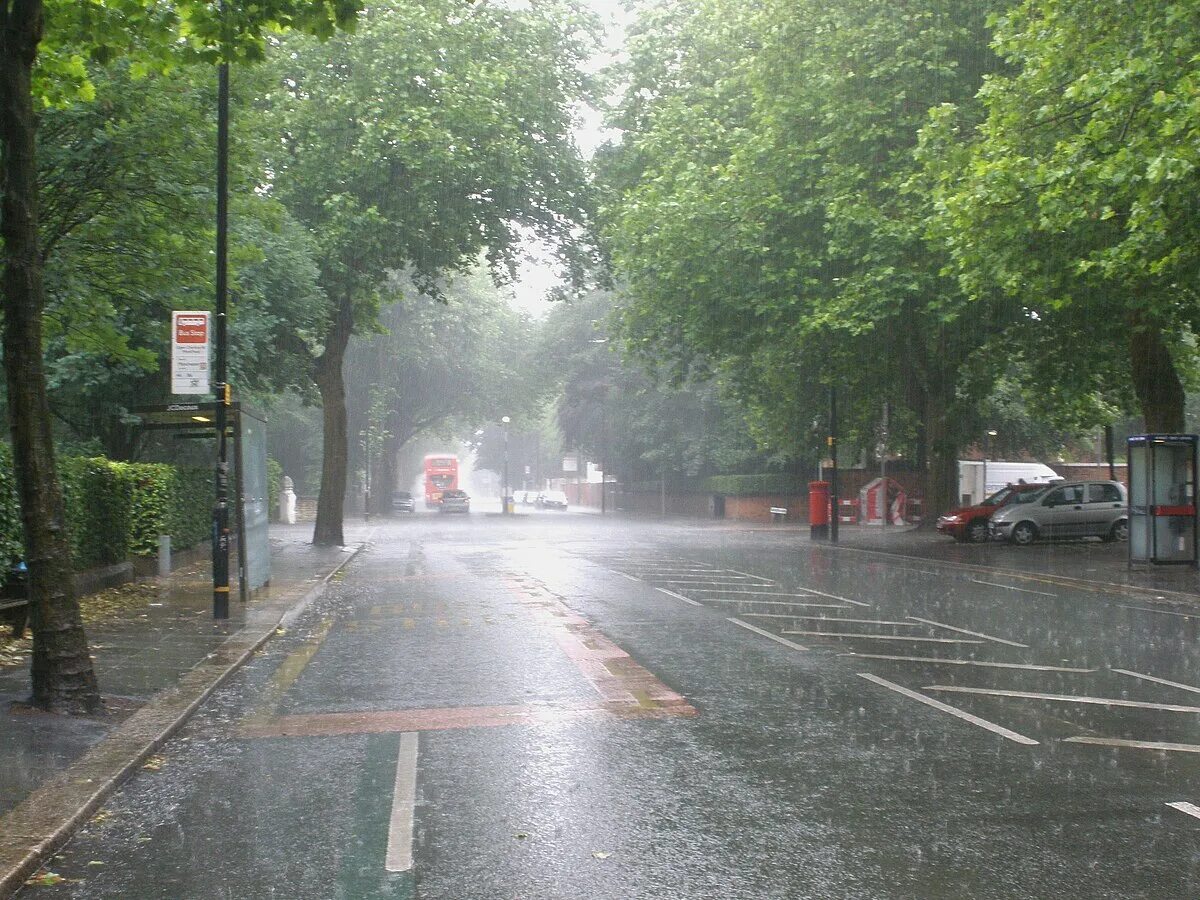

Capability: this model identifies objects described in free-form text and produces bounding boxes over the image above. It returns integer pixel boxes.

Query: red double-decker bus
[423,454,459,507]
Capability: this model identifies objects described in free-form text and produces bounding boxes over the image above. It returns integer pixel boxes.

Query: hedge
[699,474,809,496]
[0,449,213,569]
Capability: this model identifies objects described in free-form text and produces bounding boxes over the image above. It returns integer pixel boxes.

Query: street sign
[171,311,210,395]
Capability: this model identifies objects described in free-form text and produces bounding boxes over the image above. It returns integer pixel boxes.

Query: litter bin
[809,481,830,541]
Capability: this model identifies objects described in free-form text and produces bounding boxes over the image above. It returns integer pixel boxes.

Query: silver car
[989,480,1128,545]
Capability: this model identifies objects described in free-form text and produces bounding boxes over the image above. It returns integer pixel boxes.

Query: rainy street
[21,509,1200,899]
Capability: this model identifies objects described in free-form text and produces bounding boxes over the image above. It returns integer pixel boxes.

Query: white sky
[507,0,631,316]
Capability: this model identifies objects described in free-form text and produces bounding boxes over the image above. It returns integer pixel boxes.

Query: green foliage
[167,467,214,553]
[700,474,808,497]
[59,457,133,568]
[267,457,283,521]
[0,445,24,568]
[0,450,210,566]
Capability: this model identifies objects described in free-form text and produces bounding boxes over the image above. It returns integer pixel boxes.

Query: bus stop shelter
[132,402,271,602]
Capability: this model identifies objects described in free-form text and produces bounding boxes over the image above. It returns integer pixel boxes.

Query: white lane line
[743,614,921,626]
[969,578,1057,597]
[385,732,419,872]
[1118,604,1200,619]
[1167,802,1200,820]
[701,588,869,607]
[727,617,807,651]
[615,571,642,582]
[787,586,872,608]
[906,617,1028,648]
[858,673,1038,745]
[926,685,1200,714]
[657,586,702,607]
[1112,668,1200,696]
[783,632,984,644]
[699,599,849,610]
[1065,737,1200,754]
[840,653,1094,673]
[659,578,776,586]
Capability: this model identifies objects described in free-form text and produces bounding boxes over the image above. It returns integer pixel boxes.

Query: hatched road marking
[858,673,1038,745]
[1167,802,1200,820]
[1112,668,1200,696]
[657,586,703,606]
[1065,737,1200,754]
[784,632,984,644]
[906,616,1028,648]
[926,685,1200,714]
[727,617,807,651]
[840,653,1094,673]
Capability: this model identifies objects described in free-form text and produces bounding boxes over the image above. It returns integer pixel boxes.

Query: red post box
[809,480,830,540]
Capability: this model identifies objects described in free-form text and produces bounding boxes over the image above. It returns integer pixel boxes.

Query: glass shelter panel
[241,411,271,593]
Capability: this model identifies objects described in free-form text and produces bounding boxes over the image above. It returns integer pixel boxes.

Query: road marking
[698,598,849,609]
[727,617,807,651]
[615,571,642,582]
[969,578,1057,597]
[782,632,984,644]
[1065,737,1200,754]
[699,588,868,607]
[1117,604,1200,619]
[840,653,1094,673]
[241,617,334,725]
[786,586,872,608]
[858,673,1038,745]
[1167,802,1200,820]
[385,733,419,872]
[660,577,776,586]
[743,614,920,626]
[657,586,702,607]
[926,685,1200,713]
[1112,668,1200,696]
[906,617,1028,648]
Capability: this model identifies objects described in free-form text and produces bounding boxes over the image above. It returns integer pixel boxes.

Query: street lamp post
[983,429,998,501]
[501,416,511,514]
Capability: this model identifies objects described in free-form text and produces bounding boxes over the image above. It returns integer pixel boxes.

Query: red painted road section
[239,572,696,739]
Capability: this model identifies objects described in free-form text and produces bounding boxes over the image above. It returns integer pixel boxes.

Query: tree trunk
[921,388,960,521]
[1129,310,1185,433]
[372,422,401,516]
[0,0,100,713]
[312,298,354,546]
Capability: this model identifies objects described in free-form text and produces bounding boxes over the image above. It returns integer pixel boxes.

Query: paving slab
[0,522,373,898]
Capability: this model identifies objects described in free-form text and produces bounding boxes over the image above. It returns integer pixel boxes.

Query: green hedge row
[698,473,809,496]
[0,447,212,569]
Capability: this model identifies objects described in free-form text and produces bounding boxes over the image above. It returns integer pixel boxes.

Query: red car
[936,483,1050,543]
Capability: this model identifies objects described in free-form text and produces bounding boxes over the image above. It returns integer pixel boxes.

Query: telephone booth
[1128,434,1198,567]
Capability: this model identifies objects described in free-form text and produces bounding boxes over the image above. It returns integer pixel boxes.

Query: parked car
[438,489,471,514]
[391,490,416,514]
[989,480,1128,545]
[937,482,1050,543]
[537,490,568,510]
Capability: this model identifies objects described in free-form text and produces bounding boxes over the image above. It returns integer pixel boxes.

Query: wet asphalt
[18,507,1200,898]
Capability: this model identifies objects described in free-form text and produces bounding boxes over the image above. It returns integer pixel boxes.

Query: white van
[958,461,1061,507]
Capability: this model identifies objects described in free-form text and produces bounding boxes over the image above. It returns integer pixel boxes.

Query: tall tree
[600,0,1004,516]
[0,0,359,711]
[923,0,1200,431]
[260,0,598,545]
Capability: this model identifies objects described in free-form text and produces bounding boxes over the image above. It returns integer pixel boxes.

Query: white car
[538,490,568,510]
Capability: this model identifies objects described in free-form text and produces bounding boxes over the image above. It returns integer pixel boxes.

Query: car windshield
[981,487,1014,507]
[1007,486,1049,505]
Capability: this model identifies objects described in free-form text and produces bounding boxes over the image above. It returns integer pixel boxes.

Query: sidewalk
[0,522,372,896]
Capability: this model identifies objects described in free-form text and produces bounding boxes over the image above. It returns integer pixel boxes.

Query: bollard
[158,534,171,577]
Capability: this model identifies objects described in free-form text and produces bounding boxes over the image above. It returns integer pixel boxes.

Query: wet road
[20,509,1200,898]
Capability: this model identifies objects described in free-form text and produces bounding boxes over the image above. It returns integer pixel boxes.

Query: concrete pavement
[0,523,373,897]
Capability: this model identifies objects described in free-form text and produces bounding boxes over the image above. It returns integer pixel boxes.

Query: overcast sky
[506,0,631,316]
